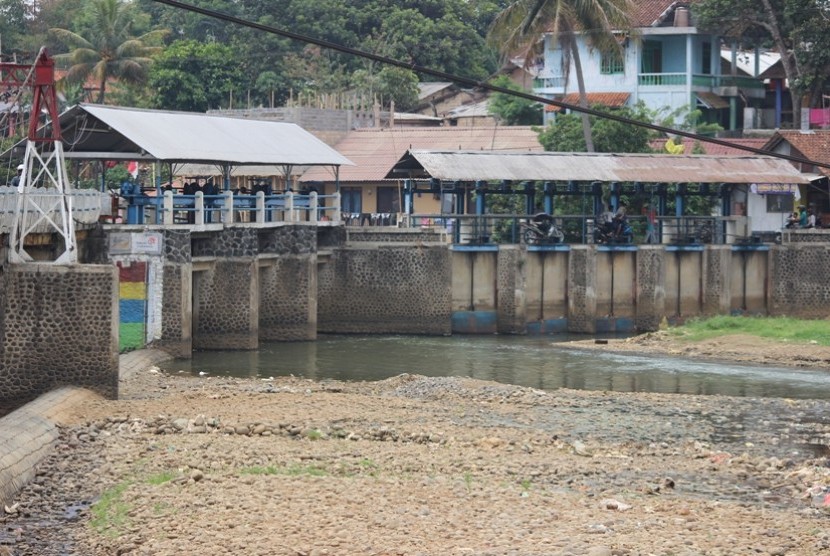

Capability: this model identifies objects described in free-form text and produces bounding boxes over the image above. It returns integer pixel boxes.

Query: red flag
[127,161,138,178]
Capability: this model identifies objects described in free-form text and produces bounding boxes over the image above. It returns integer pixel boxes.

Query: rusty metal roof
[386,150,810,184]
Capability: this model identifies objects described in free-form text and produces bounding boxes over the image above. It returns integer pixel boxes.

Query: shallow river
[172,334,830,400]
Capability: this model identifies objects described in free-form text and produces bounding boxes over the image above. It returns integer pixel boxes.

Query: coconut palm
[488,0,635,152]
[49,0,168,104]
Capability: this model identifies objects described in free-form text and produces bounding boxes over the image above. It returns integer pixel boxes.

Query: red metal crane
[3,49,75,264]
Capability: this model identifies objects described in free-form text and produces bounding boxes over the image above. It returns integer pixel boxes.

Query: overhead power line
[151,0,830,171]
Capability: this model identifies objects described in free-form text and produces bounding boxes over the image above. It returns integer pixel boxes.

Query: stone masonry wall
[635,247,666,331]
[193,260,258,350]
[318,245,452,334]
[259,256,317,341]
[769,244,830,318]
[496,246,526,334]
[567,247,597,333]
[0,264,118,403]
[703,247,731,316]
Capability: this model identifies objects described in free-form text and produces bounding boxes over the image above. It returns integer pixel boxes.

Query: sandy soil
[1,335,829,556]
[558,332,830,370]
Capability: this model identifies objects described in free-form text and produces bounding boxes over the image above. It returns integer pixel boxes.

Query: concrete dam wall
[1,225,828,406]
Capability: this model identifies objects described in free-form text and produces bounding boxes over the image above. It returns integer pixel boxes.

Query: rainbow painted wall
[118,261,147,351]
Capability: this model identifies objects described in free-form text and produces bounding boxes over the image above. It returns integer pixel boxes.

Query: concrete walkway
[0,348,172,507]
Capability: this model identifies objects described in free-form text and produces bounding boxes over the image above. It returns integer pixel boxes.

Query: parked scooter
[522,213,564,244]
[594,216,633,244]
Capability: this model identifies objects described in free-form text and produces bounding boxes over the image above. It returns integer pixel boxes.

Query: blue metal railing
[119,190,341,226]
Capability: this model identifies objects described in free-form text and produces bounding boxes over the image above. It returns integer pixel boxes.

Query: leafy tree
[695,0,830,125]
[147,39,244,112]
[0,0,30,56]
[375,67,419,111]
[488,0,635,152]
[138,0,498,108]
[48,0,167,104]
[537,103,654,153]
[487,75,542,125]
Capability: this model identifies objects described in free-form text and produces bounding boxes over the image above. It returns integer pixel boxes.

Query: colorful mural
[118,261,147,351]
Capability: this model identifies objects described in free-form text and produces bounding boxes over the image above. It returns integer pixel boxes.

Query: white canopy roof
[7,104,353,168]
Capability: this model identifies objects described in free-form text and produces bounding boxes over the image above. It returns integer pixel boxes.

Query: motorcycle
[594,216,633,244]
[522,213,564,244]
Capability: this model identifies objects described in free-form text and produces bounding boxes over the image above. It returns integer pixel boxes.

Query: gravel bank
[1,348,829,555]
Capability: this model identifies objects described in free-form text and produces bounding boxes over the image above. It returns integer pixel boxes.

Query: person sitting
[798,205,807,228]
[785,211,799,229]
[613,201,628,238]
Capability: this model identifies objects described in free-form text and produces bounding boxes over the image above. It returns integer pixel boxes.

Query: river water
[171,334,830,400]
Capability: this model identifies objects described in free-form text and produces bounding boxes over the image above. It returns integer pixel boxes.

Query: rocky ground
[1,334,829,556]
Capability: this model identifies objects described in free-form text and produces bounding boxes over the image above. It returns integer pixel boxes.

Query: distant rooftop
[301,126,542,183]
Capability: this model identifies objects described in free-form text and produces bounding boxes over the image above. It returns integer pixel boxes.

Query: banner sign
[109,232,164,255]
[751,183,801,196]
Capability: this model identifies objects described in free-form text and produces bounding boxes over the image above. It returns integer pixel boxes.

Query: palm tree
[488,0,635,152]
[49,0,168,104]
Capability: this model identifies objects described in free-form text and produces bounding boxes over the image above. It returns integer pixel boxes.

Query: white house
[535,0,766,132]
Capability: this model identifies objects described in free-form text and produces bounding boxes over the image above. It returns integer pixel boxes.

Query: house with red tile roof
[759,131,830,221]
[535,0,767,133]
[300,126,542,217]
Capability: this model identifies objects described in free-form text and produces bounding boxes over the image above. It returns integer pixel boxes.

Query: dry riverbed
[1,334,829,556]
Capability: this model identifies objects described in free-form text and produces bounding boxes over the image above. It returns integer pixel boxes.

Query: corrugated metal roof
[300,126,542,183]
[387,150,810,184]
[56,104,353,167]
[446,100,490,118]
[650,137,769,156]
[696,92,729,110]
[418,82,455,100]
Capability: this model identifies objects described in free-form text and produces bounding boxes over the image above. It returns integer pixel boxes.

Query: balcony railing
[692,74,765,90]
[398,213,738,246]
[638,73,687,86]
[533,76,567,89]
[113,190,341,227]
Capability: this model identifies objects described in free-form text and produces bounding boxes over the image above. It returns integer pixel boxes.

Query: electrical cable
[151,0,830,170]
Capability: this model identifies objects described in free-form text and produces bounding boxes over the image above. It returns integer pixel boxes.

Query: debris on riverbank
[2,363,829,555]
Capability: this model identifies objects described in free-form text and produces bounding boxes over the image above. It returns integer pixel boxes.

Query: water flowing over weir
[171,335,830,401]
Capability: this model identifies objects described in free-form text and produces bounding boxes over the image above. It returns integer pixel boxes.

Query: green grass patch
[239,465,280,475]
[90,482,132,538]
[145,471,177,485]
[239,463,328,477]
[667,316,830,346]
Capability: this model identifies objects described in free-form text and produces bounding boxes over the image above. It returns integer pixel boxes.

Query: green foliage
[696,0,830,108]
[90,482,132,538]
[135,0,497,109]
[145,471,177,485]
[239,463,328,476]
[656,105,723,138]
[376,67,420,112]
[48,0,168,104]
[537,103,655,153]
[668,316,830,346]
[0,0,30,56]
[148,40,244,111]
[487,75,542,125]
